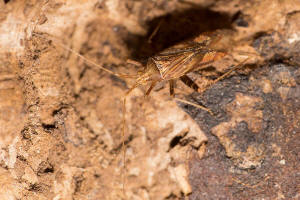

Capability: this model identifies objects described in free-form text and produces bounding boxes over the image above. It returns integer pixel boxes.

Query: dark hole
[29,183,42,192]
[232,11,249,27]
[111,134,134,154]
[123,6,233,61]
[18,61,24,68]
[32,54,39,60]
[4,0,10,4]
[52,106,64,116]
[38,162,55,175]
[43,166,54,173]
[42,123,56,130]
[74,176,84,193]
[94,173,101,178]
[169,135,183,149]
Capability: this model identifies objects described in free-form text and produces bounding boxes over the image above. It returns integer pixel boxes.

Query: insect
[35,32,249,198]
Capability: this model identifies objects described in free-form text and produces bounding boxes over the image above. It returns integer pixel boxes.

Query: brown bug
[121,34,248,118]
[35,32,249,197]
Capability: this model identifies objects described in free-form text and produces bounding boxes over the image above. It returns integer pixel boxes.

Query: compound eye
[214,52,226,60]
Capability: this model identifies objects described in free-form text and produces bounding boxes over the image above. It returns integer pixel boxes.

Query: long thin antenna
[34,33,138,79]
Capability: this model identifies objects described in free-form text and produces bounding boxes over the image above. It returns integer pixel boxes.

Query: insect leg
[145,81,158,97]
[169,80,175,97]
[173,97,214,115]
[180,75,200,92]
[203,57,250,92]
[170,78,213,115]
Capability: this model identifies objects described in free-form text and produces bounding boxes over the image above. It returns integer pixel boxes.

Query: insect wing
[152,45,207,80]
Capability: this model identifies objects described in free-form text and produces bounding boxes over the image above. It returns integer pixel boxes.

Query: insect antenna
[33,33,138,79]
[33,33,143,197]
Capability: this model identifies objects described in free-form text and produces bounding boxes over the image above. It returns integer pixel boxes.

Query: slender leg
[170,78,213,115]
[203,57,250,92]
[169,80,175,97]
[145,81,157,97]
[174,97,213,115]
[180,75,200,92]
